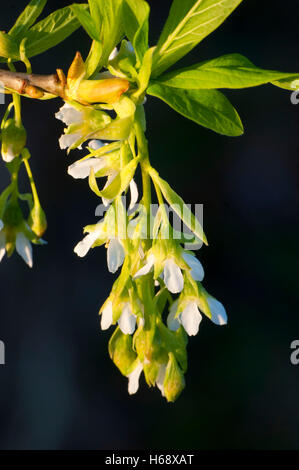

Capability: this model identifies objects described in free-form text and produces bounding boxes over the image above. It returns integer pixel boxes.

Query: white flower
[167,300,202,336]
[163,258,184,294]
[207,296,227,326]
[134,254,184,294]
[55,103,83,126]
[156,364,167,397]
[58,133,82,150]
[0,222,33,267]
[74,222,104,258]
[101,301,113,330]
[129,179,139,211]
[182,252,204,282]
[127,361,143,395]
[67,157,106,179]
[107,238,125,273]
[180,301,202,336]
[118,303,136,335]
[88,139,105,150]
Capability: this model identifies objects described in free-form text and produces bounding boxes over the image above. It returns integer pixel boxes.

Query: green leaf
[0,32,19,59]
[88,0,125,68]
[272,76,299,91]
[147,82,243,136]
[154,53,299,90]
[23,5,84,58]
[152,0,243,78]
[9,0,47,41]
[70,4,98,41]
[89,157,140,199]
[85,40,103,78]
[123,0,150,66]
[149,168,208,246]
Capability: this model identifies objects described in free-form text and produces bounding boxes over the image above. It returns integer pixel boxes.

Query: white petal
[2,147,16,162]
[101,173,117,207]
[207,297,228,326]
[118,303,136,335]
[107,238,125,273]
[181,301,202,336]
[129,179,138,211]
[88,140,105,150]
[163,258,184,294]
[16,232,33,268]
[74,225,103,257]
[0,231,6,262]
[0,219,3,231]
[109,47,119,61]
[167,300,181,332]
[59,133,81,150]
[127,362,143,395]
[67,157,106,179]
[183,252,205,282]
[101,301,113,330]
[55,103,82,125]
[133,254,155,279]
[156,364,167,396]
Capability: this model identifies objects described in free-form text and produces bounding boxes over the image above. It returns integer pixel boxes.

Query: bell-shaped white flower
[163,258,184,294]
[180,301,202,336]
[74,222,105,258]
[127,361,143,395]
[55,102,83,126]
[182,252,204,282]
[107,238,125,273]
[0,221,33,268]
[118,303,136,335]
[207,296,227,326]
[167,299,202,336]
[101,301,113,330]
[134,254,184,294]
[67,157,107,179]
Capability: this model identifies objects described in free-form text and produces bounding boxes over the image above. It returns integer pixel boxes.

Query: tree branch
[0,68,64,99]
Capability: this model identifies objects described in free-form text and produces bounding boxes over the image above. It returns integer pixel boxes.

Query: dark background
[0,0,298,450]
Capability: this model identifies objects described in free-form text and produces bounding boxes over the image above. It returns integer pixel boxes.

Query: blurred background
[0,0,298,450]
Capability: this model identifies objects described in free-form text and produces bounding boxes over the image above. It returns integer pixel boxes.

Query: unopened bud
[1,119,26,162]
[109,328,137,376]
[28,203,47,238]
[74,78,130,104]
[163,353,185,403]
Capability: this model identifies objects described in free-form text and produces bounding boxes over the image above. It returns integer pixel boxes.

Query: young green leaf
[154,53,299,90]
[23,5,85,58]
[152,0,243,78]
[9,0,47,42]
[85,40,103,79]
[70,4,99,41]
[0,32,19,59]
[149,168,208,246]
[123,0,150,66]
[88,0,125,69]
[147,82,243,136]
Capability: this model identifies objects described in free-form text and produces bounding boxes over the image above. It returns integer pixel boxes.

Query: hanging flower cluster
[54,47,227,401]
[1,0,298,402]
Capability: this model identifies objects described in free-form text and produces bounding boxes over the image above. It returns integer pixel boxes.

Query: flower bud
[108,328,137,376]
[28,203,47,238]
[74,78,130,104]
[1,119,26,163]
[163,353,185,403]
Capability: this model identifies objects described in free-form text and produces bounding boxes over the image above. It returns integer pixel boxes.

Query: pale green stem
[23,157,41,207]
